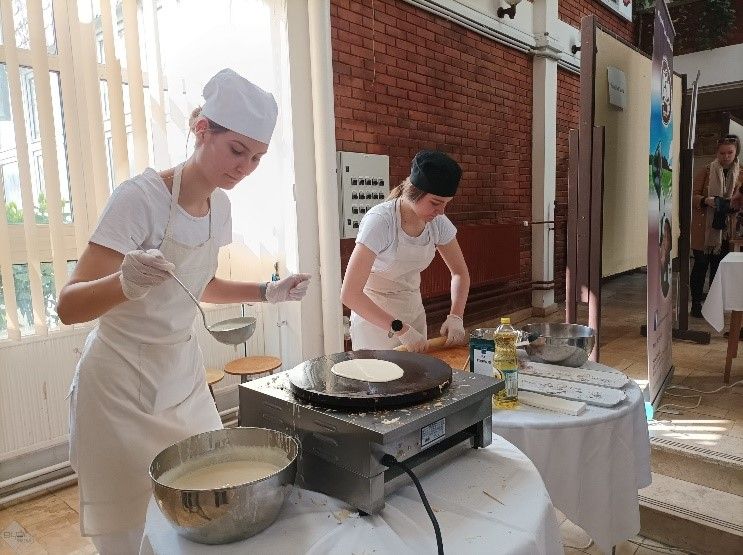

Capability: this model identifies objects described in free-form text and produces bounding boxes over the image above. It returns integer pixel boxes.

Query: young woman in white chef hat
[57,68,310,553]
[341,150,470,352]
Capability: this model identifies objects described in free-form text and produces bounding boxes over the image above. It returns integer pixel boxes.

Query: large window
[0,0,140,339]
[0,0,294,341]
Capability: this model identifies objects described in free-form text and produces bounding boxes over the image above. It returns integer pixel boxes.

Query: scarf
[704,159,740,254]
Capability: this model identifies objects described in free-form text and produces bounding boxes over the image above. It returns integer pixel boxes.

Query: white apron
[68,164,223,543]
[350,199,436,349]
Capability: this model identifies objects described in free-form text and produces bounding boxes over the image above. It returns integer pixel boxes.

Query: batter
[163,460,282,490]
[330,359,404,382]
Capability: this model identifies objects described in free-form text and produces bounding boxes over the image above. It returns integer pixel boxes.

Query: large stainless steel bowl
[521,323,595,367]
[150,427,299,545]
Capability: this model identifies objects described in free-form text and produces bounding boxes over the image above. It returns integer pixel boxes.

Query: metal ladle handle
[169,270,209,330]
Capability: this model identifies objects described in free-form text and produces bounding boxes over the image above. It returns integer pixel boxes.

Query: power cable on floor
[655,379,743,415]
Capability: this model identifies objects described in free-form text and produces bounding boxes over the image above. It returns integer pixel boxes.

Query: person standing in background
[689,134,742,318]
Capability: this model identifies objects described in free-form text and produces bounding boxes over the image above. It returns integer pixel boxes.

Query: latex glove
[119,249,175,300]
[440,314,466,346]
[265,274,311,303]
[398,325,428,353]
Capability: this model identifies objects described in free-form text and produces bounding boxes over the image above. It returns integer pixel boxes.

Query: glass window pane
[143,86,154,166]
[12,263,33,336]
[66,259,77,278]
[105,134,114,191]
[18,67,46,223]
[111,0,126,65]
[40,261,59,329]
[42,0,57,55]
[9,0,56,52]
[2,162,24,224]
[50,72,73,223]
[0,271,6,340]
[0,64,17,152]
[12,0,30,50]
[20,67,39,141]
[32,152,47,223]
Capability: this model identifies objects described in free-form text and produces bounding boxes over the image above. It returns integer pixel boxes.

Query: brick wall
[331,0,534,318]
[559,0,634,43]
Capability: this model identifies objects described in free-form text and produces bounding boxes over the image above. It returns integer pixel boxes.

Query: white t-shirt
[90,168,232,254]
[356,199,457,272]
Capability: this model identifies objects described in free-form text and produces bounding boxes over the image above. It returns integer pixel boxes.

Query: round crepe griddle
[287,350,452,410]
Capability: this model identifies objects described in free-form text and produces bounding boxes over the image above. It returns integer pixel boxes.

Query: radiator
[0,304,263,463]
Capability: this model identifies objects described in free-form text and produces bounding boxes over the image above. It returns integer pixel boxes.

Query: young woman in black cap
[341,150,470,352]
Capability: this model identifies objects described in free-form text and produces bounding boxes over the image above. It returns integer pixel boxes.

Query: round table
[492,359,652,554]
[139,435,563,555]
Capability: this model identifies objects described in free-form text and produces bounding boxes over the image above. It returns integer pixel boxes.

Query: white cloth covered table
[702,252,743,332]
[140,435,562,555]
[492,360,651,554]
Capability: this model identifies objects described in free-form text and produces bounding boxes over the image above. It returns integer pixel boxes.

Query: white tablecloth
[703,252,743,332]
[140,435,562,555]
[492,360,652,554]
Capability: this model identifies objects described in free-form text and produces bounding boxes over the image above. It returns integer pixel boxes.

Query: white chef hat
[200,68,278,144]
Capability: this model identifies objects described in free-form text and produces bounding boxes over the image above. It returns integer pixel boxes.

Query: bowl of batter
[149,427,299,544]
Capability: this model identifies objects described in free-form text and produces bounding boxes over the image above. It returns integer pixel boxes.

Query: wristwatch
[388,319,403,338]
[259,282,268,302]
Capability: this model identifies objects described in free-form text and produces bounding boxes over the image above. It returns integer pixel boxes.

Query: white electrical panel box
[337,152,390,239]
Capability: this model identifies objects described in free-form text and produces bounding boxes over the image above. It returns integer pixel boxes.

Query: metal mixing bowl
[521,323,595,367]
[150,427,299,545]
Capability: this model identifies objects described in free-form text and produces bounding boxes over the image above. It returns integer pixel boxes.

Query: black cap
[410,150,462,197]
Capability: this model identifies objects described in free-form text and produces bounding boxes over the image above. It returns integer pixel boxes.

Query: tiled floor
[556,510,689,554]
[0,485,94,554]
[1,271,736,554]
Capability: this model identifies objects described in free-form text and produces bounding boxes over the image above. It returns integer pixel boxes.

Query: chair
[224,356,282,426]
[224,356,282,384]
[205,367,225,400]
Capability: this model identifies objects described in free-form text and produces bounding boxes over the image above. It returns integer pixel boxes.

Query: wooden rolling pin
[393,336,449,352]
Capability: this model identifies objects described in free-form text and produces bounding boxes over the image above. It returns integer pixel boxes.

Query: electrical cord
[655,379,743,415]
[380,454,444,555]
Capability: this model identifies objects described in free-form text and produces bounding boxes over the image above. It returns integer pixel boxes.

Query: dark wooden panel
[420,224,521,298]
[588,126,605,361]
[578,15,597,304]
[567,128,579,324]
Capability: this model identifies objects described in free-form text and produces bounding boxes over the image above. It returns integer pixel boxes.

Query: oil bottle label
[503,370,518,398]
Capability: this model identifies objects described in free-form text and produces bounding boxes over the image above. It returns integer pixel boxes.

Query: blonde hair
[388,177,427,202]
[188,106,229,134]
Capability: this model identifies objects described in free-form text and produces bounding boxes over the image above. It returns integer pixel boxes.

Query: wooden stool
[205,367,225,400]
[225,356,282,384]
[225,356,282,426]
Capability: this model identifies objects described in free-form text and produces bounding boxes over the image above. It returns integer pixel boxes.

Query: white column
[286,0,344,358]
[530,0,561,314]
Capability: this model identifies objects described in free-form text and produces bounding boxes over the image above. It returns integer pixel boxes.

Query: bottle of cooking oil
[492,317,519,409]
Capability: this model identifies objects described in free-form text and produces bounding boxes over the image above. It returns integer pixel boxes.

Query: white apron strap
[163,164,214,241]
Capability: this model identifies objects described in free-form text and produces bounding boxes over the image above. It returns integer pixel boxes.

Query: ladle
[169,271,256,345]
